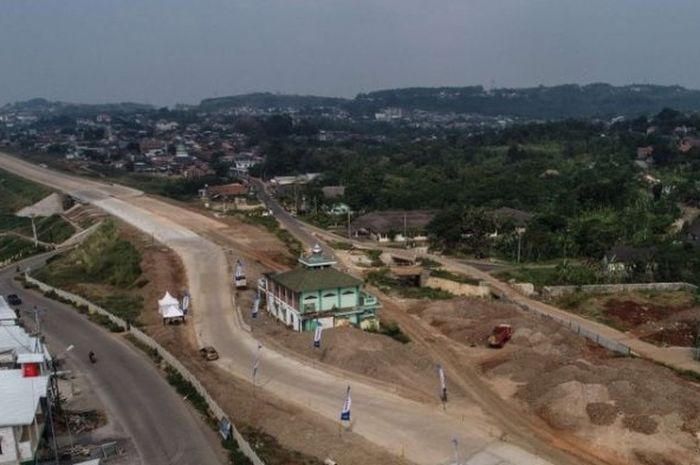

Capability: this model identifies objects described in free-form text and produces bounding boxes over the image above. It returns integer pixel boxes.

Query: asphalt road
[0,255,225,465]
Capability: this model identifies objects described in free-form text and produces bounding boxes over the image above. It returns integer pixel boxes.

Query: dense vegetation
[200,84,700,119]
[36,221,144,322]
[0,168,74,253]
[258,108,700,285]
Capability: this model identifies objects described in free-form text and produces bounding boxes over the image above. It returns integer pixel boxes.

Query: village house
[0,315,52,465]
[351,210,435,243]
[258,245,380,331]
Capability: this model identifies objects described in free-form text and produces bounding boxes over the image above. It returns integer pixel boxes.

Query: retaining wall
[542,282,698,298]
[424,276,491,297]
[25,274,265,465]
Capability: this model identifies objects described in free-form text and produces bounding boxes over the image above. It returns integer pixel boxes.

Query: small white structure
[0,370,50,465]
[158,291,184,324]
[0,297,17,326]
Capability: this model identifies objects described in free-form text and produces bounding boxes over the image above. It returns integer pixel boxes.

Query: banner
[313,321,323,348]
[181,294,190,313]
[437,364,447,403]
[340,385,352,421]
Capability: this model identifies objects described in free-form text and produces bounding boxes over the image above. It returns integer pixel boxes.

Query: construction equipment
[488,324,513,348]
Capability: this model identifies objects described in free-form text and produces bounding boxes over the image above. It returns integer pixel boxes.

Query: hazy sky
[1,0,699,106]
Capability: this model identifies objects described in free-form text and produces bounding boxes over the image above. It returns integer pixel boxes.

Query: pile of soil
[622,415,659,435]
[586,402,619,426]
[243,296,438,402]
[605,299,684,330]
[640,320,697,347]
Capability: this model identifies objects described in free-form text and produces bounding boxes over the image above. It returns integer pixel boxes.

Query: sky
[1,0,699,106]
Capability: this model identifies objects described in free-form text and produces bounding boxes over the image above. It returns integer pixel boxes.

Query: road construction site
[3,151,700,465]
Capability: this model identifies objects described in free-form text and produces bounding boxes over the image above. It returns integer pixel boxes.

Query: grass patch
[367,320,411,344]
[93,294,144,324]
[430,268,480,285]
[35,220,142,288]
[494,262,597,289]
[164,365,210,416]
[328,240,353,250]
[0,236,47,262]
[124,334,162,363]
[239,426,322,465]
[365,249,383,267]
[366,268,453,300]
[240,210,303,258]
[87,312,125,333]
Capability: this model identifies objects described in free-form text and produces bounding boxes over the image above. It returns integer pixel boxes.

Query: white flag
[235,259,244,279]
[313,321,323,348]
[340,385,352,421]
[181,295,190,312]
[437,364,447,403]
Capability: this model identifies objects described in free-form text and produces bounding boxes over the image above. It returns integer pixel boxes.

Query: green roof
[272,267,362,293]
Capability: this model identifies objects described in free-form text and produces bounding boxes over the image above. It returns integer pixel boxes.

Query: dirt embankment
[412,297,700,465]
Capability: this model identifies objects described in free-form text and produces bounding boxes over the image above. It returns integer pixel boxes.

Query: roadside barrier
[491,287,632,356]
[25,274,266,465]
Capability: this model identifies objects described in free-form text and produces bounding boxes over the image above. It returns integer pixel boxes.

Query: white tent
[158,291,184,320]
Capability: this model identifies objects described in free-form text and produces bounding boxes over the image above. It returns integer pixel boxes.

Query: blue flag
[340,386,351,421]
[251,295,260,319]
[313,321,323,348]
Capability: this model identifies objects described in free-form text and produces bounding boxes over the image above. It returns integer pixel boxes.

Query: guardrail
[25,274,265,465]
[491,287,632,356]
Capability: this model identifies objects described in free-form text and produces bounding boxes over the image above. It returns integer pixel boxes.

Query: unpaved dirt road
[0,152,580,465]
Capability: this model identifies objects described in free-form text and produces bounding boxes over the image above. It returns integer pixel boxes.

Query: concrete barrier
[25,274,265,465]
[424,276,491,297]
[542,282,697,298]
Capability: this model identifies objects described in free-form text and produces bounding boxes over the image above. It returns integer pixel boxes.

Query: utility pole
[347,210,351,239]
[30,214,38,247]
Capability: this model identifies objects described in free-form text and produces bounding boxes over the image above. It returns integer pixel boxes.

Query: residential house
[258,245,380,331]
[0,321,52,465]
[351,210,435,243]
[603,245,656,276]
[321,185,346,200]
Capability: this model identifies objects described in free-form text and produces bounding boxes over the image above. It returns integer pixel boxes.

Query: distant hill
[199,92,347,111]
[353,84,700,119]
[3,98,154,115]
[201,84,700,119]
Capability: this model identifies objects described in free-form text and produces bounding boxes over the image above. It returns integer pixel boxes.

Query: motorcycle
[88,351,97,364]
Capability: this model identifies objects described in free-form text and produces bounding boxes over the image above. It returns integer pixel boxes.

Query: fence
[25,274,265,465]
[491,287,632,356]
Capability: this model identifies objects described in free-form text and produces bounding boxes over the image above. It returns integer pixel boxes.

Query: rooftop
[0,369,49,427]
[272,267,362,293]
[0,296,17,322]
[352,210,436,234]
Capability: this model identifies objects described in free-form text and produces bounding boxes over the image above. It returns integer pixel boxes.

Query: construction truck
[488,324,513,348]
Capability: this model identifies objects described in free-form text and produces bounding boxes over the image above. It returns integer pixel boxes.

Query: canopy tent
[158,291,184,320]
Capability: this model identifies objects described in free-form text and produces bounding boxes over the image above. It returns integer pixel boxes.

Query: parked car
[7,294,22,306]
[199,346,219,361]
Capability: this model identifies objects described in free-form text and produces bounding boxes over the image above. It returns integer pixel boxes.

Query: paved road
[0,153,562,465]
[0,255,224,465]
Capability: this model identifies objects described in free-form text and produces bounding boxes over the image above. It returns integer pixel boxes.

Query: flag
[340,385,352,421]
[437,364,447,403]
[252,343,262,379]
[251,295,260,319]
[313,321,323,348]
[181,295,190,313]
[235,260,244,279]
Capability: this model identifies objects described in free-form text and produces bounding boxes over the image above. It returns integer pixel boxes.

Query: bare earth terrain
[7,151,700,465]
